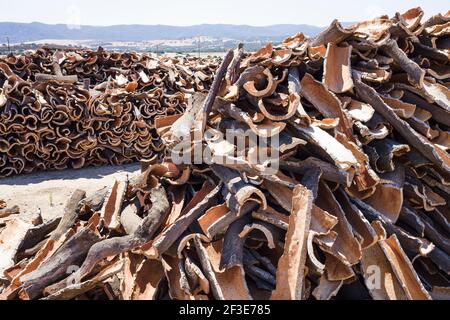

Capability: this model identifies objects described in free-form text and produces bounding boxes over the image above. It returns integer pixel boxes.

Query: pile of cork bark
[0,47,218,177]
[0,7,449,300]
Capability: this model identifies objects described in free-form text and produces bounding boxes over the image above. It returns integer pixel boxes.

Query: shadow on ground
[0,163,140,186]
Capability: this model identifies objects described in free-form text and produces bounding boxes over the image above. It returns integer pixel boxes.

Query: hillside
[0,22,325,44]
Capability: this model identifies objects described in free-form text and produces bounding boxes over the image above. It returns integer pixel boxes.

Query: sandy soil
[0,164,140,221]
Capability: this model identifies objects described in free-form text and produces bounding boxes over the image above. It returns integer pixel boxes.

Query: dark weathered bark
[351,196,450,274]
[35,74,78,83]
[401,91,450,127]
[309,19,354,47]
[77,187,109,215]
[353,75,450,173]
[201,49,234,132]
[220,214,251,270]
[203,202,258,240]
[151,183,222,257]
[35,60,78,83]
[193,237,224,300]
[227,43,244,84]
[381,39,425,87]
[43,261,123,300]
[212,164,266,214]
[252,211,288,231]
[76,186,170,279]
[281,158,351,186]
[203,49,234,116]
[420,214,450,256]
[412,40,449,63]
[398,206,426,237]
[17,239,47,260]
[50,189,86,241]
[300,167,323,200]
[19,218,61,251]
[248,249,277,276]
[19,227,100,300]
[288,66,310,123]
[245,265,276,287]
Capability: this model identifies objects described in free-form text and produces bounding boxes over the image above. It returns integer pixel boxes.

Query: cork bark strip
[271,185,313,300]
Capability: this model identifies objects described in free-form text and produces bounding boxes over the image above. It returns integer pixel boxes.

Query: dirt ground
[0,163,140,221]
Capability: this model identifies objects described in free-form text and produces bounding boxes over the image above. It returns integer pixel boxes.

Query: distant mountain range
[0,22,327,44]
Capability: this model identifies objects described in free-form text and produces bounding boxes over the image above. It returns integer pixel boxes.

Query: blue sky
[0,0,448,26]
